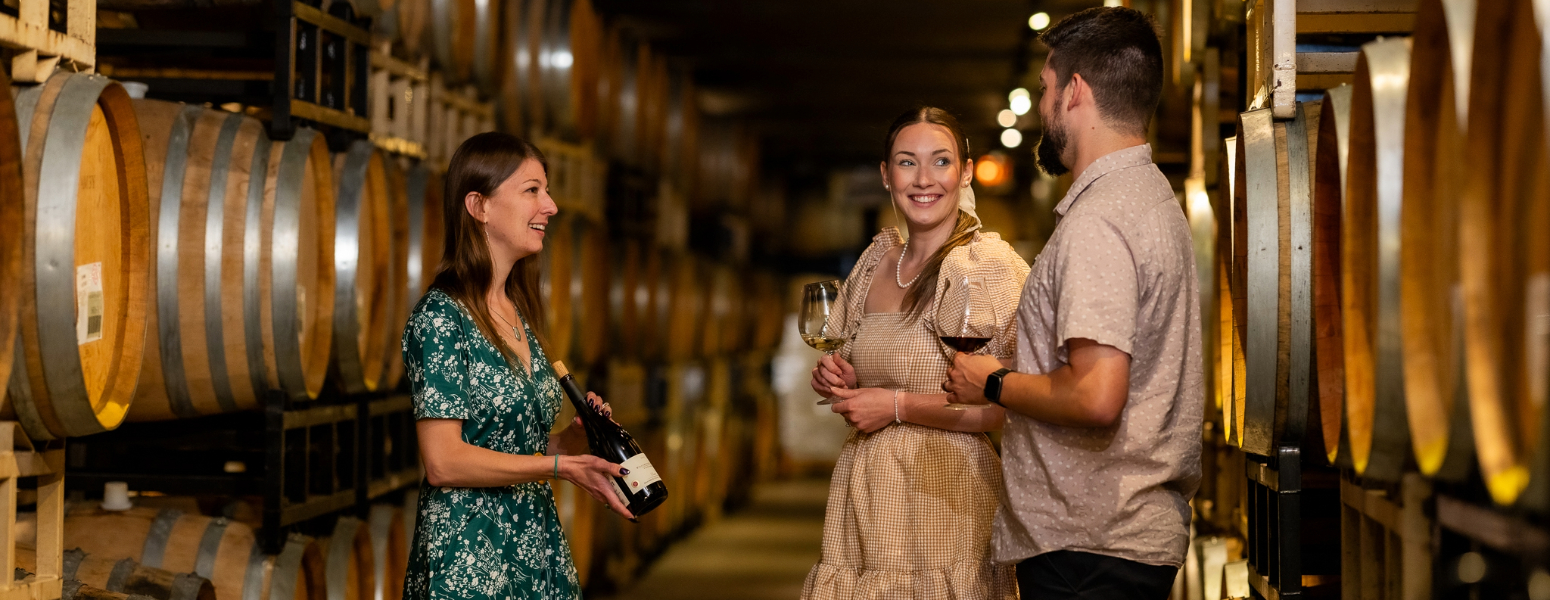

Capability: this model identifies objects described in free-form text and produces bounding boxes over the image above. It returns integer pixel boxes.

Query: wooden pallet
[1245,0,1416,116]
[423,75,495,170]
[368,47,430,159]
[1339,474,1433,600]
[0,0,94,83]
[535,137,606,220]
[0,422,65,600]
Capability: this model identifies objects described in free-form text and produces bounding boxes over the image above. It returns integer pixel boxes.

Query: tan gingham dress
[801,227,1027,600]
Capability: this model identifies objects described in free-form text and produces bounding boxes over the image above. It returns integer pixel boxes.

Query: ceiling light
[1104,0,1123,5]
[1009,88,1030,103]
[1010,95,1032,116]
[975,158,1005,187]
[1029,12,1050,30]
[997,109,1017,128]
[1001,129,1023,148]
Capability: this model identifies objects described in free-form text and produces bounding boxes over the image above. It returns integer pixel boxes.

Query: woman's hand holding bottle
[558,454,635,520]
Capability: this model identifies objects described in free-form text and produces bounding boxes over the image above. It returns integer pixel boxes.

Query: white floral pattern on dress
[401,289,580,600]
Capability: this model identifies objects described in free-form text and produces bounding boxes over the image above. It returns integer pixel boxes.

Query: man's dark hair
[1039,7,1164,135]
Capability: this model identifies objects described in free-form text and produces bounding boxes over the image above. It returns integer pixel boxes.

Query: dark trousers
[1016,550,1178,600]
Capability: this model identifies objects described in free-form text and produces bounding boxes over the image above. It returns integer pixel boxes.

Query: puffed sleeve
[829,230,900,364]
[933,232,1031,361]
[402,294,472,420]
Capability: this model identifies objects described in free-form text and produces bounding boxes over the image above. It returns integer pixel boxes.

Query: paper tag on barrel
[76,263,103,345]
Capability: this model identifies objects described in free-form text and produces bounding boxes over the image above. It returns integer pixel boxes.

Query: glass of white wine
[800,280,848,405]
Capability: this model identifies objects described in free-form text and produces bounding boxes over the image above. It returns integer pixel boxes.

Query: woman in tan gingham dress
[802,108,1027,600]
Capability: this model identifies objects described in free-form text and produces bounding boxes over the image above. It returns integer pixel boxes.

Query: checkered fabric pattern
[801,228,1027,600]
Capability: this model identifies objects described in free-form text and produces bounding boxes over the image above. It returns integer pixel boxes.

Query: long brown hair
[882,106,980,318]
[430,132,549,364]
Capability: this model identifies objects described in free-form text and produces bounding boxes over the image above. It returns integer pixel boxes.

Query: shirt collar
[1053,144,1154,216]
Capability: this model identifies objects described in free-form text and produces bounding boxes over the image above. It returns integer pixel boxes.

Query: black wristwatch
[984,368,1013,405]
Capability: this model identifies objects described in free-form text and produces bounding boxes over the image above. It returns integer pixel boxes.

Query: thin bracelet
[553,454,560,480]
[893,390,902,424]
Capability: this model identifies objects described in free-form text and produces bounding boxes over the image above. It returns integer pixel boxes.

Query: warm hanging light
[1010,95,1032,116]
[1008,88,1030,103]
[975,154,1008,187]
[1028,12,1050,30]
[997,109,1017,128]
[1001,129,1023,148]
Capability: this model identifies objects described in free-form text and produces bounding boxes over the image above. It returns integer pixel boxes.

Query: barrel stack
[11,0,785,595]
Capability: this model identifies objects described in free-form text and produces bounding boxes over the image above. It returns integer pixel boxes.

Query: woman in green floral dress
[402,133,634,600]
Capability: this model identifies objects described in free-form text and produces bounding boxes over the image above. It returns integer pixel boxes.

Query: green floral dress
[401,289,581,600]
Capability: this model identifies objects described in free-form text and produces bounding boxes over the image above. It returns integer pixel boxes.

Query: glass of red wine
[939,275,998,410]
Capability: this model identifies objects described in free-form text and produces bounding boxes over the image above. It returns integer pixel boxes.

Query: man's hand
[826,387,897,432]
[810,354,858,398]
[944,352,1005,405]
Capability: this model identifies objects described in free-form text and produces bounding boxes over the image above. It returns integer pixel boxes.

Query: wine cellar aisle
[3,0,1550,598]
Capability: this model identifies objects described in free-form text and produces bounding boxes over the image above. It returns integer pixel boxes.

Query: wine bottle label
[619,453,663,493]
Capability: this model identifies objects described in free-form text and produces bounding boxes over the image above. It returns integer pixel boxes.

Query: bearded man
[944,7,1204,599]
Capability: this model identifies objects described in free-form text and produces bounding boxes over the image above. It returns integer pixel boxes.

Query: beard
[1035,113,1070,177]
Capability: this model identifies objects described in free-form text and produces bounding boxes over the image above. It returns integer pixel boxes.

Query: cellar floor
[605,477,830,599]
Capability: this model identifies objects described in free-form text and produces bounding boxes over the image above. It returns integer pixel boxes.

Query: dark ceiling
[594,0,1103,176]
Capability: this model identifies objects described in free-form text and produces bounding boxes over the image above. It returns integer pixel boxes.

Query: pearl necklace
[896,240,922,288]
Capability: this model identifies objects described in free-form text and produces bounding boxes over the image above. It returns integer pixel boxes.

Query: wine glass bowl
[939,276,998,410]
[800,280,845,353]
[800,280,848,405]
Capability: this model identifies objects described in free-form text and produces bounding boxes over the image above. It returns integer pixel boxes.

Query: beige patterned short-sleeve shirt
[993,144,1204,568]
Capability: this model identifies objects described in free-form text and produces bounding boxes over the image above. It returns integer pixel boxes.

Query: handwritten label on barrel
[76,263,103,345]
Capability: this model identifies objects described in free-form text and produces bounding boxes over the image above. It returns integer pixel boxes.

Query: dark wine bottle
[552,361,668,519]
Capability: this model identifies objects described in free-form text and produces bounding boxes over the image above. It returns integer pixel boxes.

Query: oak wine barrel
[498,0,534,136]
[699,263,743,356]
[636,49,670,171]
[376,0,430,59]
[1226,128,1246,449]
[377,158,413,392]
[1462,0,1550,507]
[61,506,326,600]
[1342,38,1414,483]
[16,547,215,600]
[319,517,374,600]
[1232,101,1322,458]
[1518,0,1550,513]
[366,505,407,600]
[539,212,577,361]
[1313,85,1354,466]
[386,163,444,383]
[128,101,268,422]
[608,238,645,358]
[469,0,500,93]
[662,253,706,363]
[260,128,337,401]
[745,270,784,353]
[330,141,401,394]
[554,480,597,587]
[5,72,151,441]
[663,69,700,188]
[539,0,603,140]
[601,26,641,165]
[1216,135,1241,447]
[571,217,610,368]
[429,0,478,84]
[350,0,395,17]
[1400,0,1478,482]
[0,68,24,406]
